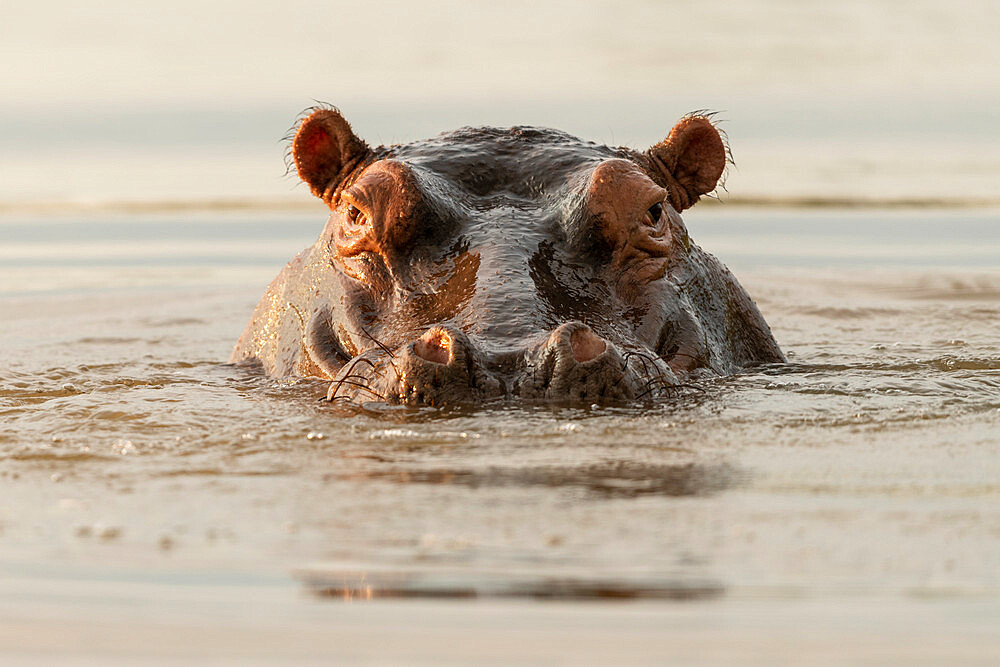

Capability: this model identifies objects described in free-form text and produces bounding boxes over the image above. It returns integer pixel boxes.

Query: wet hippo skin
[230,107,784,405]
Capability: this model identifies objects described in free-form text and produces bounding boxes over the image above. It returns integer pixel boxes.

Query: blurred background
[2,0,998,209]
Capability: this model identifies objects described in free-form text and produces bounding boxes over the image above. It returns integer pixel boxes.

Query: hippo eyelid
[341,186,371,212]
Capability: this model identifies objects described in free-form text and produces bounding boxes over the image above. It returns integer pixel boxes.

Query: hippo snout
[521,322,633,402]
[550,322,609,364]
[324,321,683,406]
[385,327,501,405]
[328,325,501,406]
[411,328,455,366]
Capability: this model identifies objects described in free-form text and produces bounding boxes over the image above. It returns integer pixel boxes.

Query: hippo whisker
[636,379,675,400]
[622,350,660,378]
[635,376,669,399]
[621,350,682,399]
[327,357,379,400]
[354,325,401,381]
[636,373,681,396]
[325,394,359,404]
[337,355,378,380]
[326,378,387,402]
[636,377,706,400]
[327,371,389,402]
[331,372,376,389]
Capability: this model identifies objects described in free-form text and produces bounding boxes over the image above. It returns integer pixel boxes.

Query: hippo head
[231,108,783,405]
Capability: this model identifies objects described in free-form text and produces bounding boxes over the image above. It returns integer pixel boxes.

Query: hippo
[230,107,784,405]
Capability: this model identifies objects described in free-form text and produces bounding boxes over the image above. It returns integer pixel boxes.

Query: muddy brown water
[2,206,999,663]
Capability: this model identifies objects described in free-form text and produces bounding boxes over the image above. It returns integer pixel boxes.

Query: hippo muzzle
[231,107,784,406]
[322,321,679,406]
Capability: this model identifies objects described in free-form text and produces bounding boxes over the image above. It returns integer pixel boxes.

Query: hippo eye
[346,204,366,225]
[646,202,663,226]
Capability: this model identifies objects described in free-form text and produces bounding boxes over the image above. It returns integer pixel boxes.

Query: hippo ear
[292,108,372,204]
[645,116,726,211]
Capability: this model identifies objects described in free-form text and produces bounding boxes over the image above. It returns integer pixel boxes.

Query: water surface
[2,207,999,662]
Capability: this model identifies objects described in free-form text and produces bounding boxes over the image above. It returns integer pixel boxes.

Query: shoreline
[3,196,1000,217]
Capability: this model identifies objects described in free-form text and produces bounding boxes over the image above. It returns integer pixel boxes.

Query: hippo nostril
[413,329,452,365]
[570,328,607,363]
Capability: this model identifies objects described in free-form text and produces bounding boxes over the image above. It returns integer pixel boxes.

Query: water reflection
[325,461,742,499]
[298,568,725,602]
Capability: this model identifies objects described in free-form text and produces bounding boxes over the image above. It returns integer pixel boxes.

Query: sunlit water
[2,207,1000,660]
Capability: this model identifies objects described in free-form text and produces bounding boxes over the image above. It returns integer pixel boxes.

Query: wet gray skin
[230,108,784,406]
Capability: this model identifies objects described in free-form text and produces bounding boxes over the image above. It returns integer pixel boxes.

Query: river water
[2,205,999,662]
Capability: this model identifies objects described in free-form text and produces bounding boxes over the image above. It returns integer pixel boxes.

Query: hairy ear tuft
[645,116,727,211]
[292,108,371,204]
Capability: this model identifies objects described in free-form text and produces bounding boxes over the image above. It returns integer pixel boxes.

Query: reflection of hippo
[231,107,783,405]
